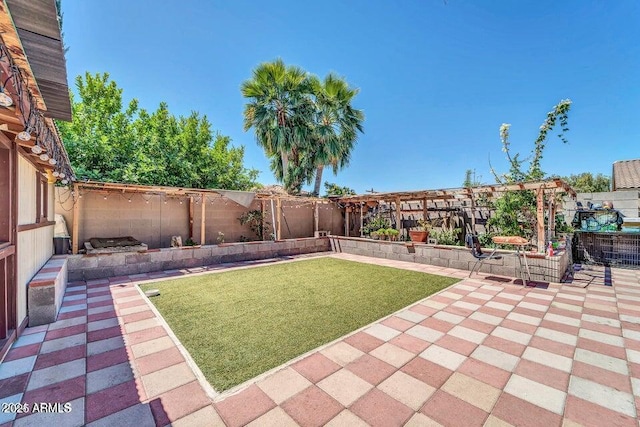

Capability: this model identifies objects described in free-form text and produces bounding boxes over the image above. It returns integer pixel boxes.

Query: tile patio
[0,253,639,426]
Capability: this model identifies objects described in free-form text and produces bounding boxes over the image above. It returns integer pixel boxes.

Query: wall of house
[55,187,345,250]
[16,156,54,325]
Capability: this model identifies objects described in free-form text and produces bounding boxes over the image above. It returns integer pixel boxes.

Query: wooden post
[314,202,319,236]
[536,187,545,252]
[360,203,364,237]
[470,192,476,234]
[549,197,556,239]
[422,197,428,223]
[200,193,205,245]
[188,196,194,240]
[261,200,266,240]
[276,198,282,240]
[71,183,79,254]
[345,207,350,237]
[395,197,402,235]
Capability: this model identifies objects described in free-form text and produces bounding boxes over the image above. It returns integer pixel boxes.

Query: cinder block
[97,253,126,268]
[84,267,115,280]
[125,253,151,265]
[172,249,193,261]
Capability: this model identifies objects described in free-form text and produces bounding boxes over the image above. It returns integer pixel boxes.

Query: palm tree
[310,74,364,196]
[241,59,315,193]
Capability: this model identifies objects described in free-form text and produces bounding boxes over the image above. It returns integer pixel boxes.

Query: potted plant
[409,219,431,243]
[370,230,380,240]
[387,228,399,241]
[377,228,388,240]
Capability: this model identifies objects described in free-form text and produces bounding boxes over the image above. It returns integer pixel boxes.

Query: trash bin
[54,236,70,255]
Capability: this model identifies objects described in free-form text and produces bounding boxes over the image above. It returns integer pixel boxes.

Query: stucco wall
[56,187,345,249]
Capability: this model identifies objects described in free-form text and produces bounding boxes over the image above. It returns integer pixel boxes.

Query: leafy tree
[58,72,258,190]
[462,169,482,187]
[562,172,610,193]
[310,74,364,196]
[487,99,572,239]
[323,182,356,197]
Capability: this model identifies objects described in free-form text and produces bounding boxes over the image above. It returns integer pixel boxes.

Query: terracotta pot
[409,230,429,243]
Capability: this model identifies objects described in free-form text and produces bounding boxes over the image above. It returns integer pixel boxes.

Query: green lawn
[141,257,458,391]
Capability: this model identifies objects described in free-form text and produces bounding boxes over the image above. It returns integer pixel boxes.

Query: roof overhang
[1,0,71,121]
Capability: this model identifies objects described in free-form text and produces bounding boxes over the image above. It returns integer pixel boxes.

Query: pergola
[70,181,333,254]
[336,179,577,252]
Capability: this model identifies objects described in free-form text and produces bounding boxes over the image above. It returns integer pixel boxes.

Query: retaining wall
[67,237,332,281]
[330,236,570,283]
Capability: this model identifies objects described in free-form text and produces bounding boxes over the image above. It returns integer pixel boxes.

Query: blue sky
[60,0,639,193]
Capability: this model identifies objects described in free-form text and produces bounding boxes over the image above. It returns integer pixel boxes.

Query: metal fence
[573,232,640,269]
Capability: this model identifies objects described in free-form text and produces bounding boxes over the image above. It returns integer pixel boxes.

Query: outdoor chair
[465,233,502,278]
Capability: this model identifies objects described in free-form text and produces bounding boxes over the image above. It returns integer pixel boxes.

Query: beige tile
[441,372,500,412]
[420,345,467,370]
[119,305,149,316]
[404,413,444,427]
[484,415,515,427]
[141,363,196,398]
[321,342,364,366]
[505,374,566,415]
[325,410,369,427]
[522,347,572,373]
[492,326,532,345]
[257,368,312,404]
[131,336,174,358]
[449,325,487,344]
[370,343,414,368]
[317,369,373,407]
[172,405,225,427]
[247,407,298,427]
[124,318,161,334]
[378,371,435,410]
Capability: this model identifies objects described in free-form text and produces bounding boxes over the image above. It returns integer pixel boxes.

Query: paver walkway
[0,253,639,426]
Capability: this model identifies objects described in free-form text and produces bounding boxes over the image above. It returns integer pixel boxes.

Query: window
[35,173,48,223]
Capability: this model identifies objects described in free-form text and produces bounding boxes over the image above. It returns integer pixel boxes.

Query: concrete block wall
[330,236,570,283]
[67,237,332,281]
[562,190,640,221]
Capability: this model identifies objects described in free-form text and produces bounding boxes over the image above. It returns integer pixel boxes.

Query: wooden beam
[72,182,79,254]
[188,196,194,240]
[200,193,205,245]
[536,187,545,253]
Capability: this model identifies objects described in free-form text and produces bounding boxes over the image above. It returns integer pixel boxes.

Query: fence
[573,232,640,269]
[55,187,344,250]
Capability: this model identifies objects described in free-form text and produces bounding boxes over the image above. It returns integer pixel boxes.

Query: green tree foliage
[487,99,572,239]
[242,59,363,194]
[323,182,356,197]
[562,172,610,193]
[310,74,364,196]
[57,73,258,190]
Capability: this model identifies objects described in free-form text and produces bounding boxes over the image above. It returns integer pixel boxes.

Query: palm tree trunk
[280,150,289,182]
[313,164,324,196]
